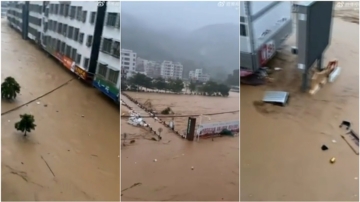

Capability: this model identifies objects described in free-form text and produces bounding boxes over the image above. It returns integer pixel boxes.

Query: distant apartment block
[189,68,210,82]
[121,48,137,78]
[160,60,183,80]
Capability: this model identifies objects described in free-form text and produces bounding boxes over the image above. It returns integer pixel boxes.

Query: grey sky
[121,1,239,31]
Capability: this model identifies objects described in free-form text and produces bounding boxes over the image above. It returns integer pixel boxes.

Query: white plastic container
[328,67,341,83]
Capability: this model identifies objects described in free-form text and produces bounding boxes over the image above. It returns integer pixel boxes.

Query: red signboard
[259,40,276,66]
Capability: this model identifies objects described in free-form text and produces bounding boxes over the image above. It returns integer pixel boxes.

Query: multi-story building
[159,60,183,80]
[28,1,42,42]
[7,1,121,103]
[173,62,183,79]
[2,1,10,17]
[121,48,137,78]
[7,1,23,32]
[189,68,210,83]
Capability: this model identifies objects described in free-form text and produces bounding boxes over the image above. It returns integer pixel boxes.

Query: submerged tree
[14,114,37,136]
[1,76,21,100]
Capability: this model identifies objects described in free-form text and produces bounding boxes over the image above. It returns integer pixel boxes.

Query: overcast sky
[121,1,239,31]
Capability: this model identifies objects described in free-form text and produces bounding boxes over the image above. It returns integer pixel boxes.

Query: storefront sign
[74,66,87,80]
[92,76,120,103]
[62,56,75,72]
[196,120,239,136]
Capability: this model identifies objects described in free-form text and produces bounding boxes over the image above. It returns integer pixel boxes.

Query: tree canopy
[125,73,230,97]
[1,76,21,100]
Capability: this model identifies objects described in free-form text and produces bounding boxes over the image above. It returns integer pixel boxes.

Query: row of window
[7,10,21,18]
[48,3,119,28]
[97,63,120,85]
[28,26,41,40]
[7,16,22,28]
[46,20,94,46]
[44,35,90,70]
[29,4,42,14]
[29,16,41,27]
[44,35,120,85]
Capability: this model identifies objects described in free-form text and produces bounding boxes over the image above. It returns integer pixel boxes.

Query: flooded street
[121,92,239,201]
[240,14,359,201]
[1,19,120,201]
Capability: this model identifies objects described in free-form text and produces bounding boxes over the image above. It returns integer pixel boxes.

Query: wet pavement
[1,19,120,201]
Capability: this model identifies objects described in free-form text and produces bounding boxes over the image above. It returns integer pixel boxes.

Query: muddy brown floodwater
[1,19,120,201]
[240,12,359,201]
[121,92,239,201]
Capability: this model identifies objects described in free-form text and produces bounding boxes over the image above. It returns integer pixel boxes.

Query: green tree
[189,81,196,93]
[1,76,21,100]
[153,77,167,91]
[128,73,153,90]
[14,114,37,136]
[168,79,184,93]
[121,80,128,91]
[201,81,218,96]
[217,83,230,97]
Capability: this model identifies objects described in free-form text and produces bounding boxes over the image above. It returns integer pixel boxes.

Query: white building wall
[46,1,98,70]
[121,49,137,78]
[7,1,24,32]
[28,1,42,41]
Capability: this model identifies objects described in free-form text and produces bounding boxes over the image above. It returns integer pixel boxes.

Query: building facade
[7,1,121,103]
[121,48,137,78]
[159,60,183,80]
[189,68,210,83]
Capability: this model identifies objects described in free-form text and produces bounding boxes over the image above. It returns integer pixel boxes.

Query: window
[76,6,82,21]
[57,22,62,33]
[69,6,76,19]
[60,4,64,15]
[115,16,120,28]
[106,12,118,27]
[64,4,70,17]
[48,20,52,30]
[86,35,93,47]
[76,54,81,64]
[51,38,56,49]
[49,4,53,13]
[74,28,79,41]
[79,33,84,44]
[60,42,66,54]
[90,12,96,24]
[82,11,87,23]
[101,38,112,53]
[55,4,59,14]
[240,24,247,37]
[63,24,67,36]
[56,40,61,52]
[83,57,90,69]
[108,69,119,84]
[97,63,108,78]
[71,48,77,60]
[67,26,73,39]
[112,41,120,58]
[53,21,57,32]
[65,45,71,57]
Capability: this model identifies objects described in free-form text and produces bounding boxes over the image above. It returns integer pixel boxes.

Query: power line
[1,78,74,116]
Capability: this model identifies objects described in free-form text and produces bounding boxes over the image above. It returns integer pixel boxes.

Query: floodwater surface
[1,19,120,201]
[240,14,359,201]
[121,92,239,201]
